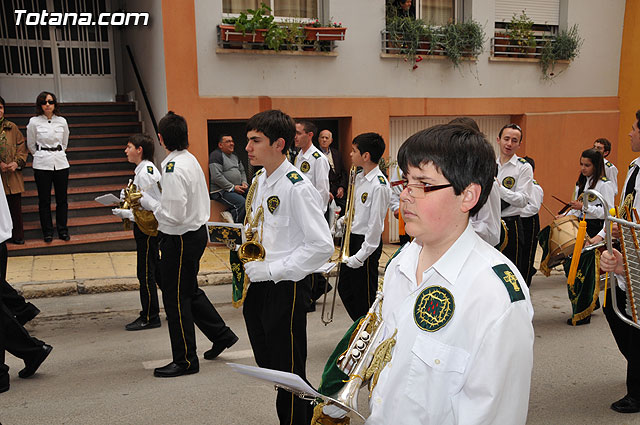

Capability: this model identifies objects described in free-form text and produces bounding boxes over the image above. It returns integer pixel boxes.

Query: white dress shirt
[470,180,501,246]
[388,164,402,214]
[603,158,618,195]
[521,180,544,218]
[497,155,533,217]
[351,166,391,263]
[249,160,333,283]
[134,160,162,204]
[367,225,534,425]
[0,181,13,243]
[26,114,70,170]
[294,144,330,211]
[154,150,210,235]
[567,176,615,220]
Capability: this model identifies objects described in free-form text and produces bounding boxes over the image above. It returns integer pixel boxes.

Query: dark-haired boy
[140,112,237,378]
[593,137,619,194]
[242,109,334,425]
[112,134,162,331]
[315,124,533,424]
[336,133,391,322]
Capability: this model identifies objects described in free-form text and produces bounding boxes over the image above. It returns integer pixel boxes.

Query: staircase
[6,102,140,256]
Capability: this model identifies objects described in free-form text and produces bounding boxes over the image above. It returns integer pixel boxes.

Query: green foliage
[265,20,305,51]
[507,11,536,52]
[386,16,430,66]
[440,20,485,67]
[234,2,274,34]
[539,24,583,79]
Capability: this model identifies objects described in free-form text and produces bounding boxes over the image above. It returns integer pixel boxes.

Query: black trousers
[337,234,382,322]
[520,214,540,287]
[0,282,45,380]
[0,241,39,324]
[501,216,527,279]
[604,285,640,400]
[33,168,69,237]
[585,219,604,239]
[6,193,23,241]
[159,226,234,369]
[243,279,311,425]
[133,224,160,321]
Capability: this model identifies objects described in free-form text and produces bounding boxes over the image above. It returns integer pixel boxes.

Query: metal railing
[491,33,553,58]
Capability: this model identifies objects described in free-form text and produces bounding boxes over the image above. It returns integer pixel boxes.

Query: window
[387,0,457,26]
[223,0,318,19]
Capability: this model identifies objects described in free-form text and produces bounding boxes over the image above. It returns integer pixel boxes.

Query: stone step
[7,230,136,256]
[5,111,139,127]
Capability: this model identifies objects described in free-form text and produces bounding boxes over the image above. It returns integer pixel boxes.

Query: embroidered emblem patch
[414,286,455,332]
[588,193,597,202]
[147,166,153,174]
[361,192,368,203]
[601,176,609,182]
[267,196,280,214]
[165,162,175,173]
[286,171,302,184]
[502,176,515,189]
[605,161,612,168]
[377,176,387,185]
[312,151,321,159]
[492,264,525,302]
[300,161,310,173]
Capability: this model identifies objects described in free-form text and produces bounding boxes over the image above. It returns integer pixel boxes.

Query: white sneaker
[220,211,234,223]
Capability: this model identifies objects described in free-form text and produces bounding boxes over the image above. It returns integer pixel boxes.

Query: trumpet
[321,165,357,325]
[120,180,158,236]
[238,178,265,263]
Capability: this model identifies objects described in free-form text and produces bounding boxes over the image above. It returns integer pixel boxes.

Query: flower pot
[304,26,346,41]
[493,32,508,56]
[219,25,267,44]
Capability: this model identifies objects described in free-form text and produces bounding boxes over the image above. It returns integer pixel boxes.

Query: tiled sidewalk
[7,244,400,298]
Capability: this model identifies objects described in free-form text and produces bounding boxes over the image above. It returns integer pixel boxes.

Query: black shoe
[125,317,161,331]
[153,362,199,378]
[567,316,591,326]
[19,344,53,378]
[15,303,41,326]
[10,238,24,245]
[611,395,640,413]
[0,374,8,393]
[44,235,53,243]
[306,301,316,312]
[204,333,239,360]
[59,233,70,241]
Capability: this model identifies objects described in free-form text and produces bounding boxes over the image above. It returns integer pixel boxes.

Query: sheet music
[94,193,120,206]
[227,363,322,398]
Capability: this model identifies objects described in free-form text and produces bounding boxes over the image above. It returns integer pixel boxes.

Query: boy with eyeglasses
[313,124,534,425]
[496,123,533,278]
[336,133,391,322]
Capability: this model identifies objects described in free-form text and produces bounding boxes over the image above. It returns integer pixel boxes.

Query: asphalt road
[1,274,639,425]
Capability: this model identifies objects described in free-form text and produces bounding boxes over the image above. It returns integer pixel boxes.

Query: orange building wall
[162,1,620,238]
[617,1,640,175]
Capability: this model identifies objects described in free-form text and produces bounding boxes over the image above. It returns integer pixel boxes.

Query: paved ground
[2,265,639,424]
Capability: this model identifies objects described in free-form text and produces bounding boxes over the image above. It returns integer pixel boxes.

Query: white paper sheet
[94,193,121,206]
[227,363,322,398]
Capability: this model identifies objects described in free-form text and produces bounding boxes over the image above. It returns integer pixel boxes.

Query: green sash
[563,249,601,324]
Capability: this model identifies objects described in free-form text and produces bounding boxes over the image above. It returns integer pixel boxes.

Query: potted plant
[507,11,536,57]
[385,16,430,68]
[539,24,583,79]
[440,20,485,67]
[219,2,274,43]
[304,19,347,41]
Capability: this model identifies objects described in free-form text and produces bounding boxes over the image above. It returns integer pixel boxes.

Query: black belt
[36,144,62,152]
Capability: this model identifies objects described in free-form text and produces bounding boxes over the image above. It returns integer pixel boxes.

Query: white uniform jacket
[367,225,534,425]
[134,160,162,206]
[0,181,13,243]
[521,180,544,218]
[470,180,501,246]
[350,166,391,263]
[26,114,70,170]
[294,144,330,211]
[155,150,210,235]
[388,164,402,214]
[603,158,618,195]
[496,155,533,217]
[249,160,333,283]
[567,176,615,220]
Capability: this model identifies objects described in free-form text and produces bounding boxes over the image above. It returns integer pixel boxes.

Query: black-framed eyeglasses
[40,100,55,105]
[391,180,453,199]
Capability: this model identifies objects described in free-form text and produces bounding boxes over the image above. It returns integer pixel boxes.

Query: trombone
[321,165,357,325]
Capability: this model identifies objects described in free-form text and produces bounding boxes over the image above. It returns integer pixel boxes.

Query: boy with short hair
[314,124,534,424]
[337,133,391,322]
[112,134,162,331]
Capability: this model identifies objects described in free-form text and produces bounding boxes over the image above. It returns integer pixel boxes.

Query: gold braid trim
[571,250,602,324]
[365,329,397,394]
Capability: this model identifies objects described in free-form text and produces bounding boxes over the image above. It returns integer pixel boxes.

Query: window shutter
[495,0,560,26]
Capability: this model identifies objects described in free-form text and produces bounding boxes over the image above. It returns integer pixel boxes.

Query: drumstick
[567,220,587,289]
[540,203,556,218]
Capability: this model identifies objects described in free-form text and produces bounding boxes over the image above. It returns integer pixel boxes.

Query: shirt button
[434,359,441,365]
[375,397,382,404]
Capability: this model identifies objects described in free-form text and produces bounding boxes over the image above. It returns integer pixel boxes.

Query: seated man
[209,134,248,223]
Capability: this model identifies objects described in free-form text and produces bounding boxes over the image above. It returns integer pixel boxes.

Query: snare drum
[548,215,583,268]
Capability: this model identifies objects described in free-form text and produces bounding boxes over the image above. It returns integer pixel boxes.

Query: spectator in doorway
[26,91,70,243]
[209,134,248,223]
[318,129,347,216]
[0,96,28,244]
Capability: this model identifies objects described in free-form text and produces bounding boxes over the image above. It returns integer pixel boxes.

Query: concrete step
[25,157,133,174]
[5,102,136,115]
[7,230,136,256]
[23,214,124,240]
[22,183,124,205]
[21,200,117,222]
[24,169,133,192]
[18,121,142,136]
[5,111,139,127]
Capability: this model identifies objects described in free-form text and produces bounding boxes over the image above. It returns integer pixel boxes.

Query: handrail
[125,45,159,137]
